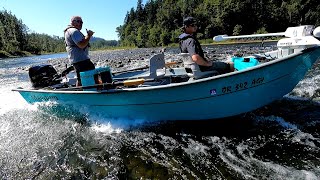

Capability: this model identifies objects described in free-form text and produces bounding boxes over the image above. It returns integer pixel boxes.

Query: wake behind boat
[13,25,320,121]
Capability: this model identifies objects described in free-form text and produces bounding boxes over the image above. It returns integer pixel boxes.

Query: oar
[112,61,180,75]
[112,65,149,75]
[213,32,285,41]
[59,61,180,77]
[213,25,315,41]
[164,61,179,66]
[55,78,152,91]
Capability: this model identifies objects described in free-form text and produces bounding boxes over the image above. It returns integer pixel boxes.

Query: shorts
[199,62,230,74]
[73,59,95,83]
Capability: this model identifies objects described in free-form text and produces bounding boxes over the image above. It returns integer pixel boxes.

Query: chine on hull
[14,47,320,121]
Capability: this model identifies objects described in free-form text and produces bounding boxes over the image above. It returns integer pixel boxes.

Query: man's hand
[77,29,95,49]
[86,29,94,37]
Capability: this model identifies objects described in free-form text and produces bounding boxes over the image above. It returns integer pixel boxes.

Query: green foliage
[136,24,148,47]
[90,39,119,49]
[148,25,161,47]
[0,10,119,56]
[171,29,182,43]
[117,0,320,47]
[255,27,268,34]
[0,10,26,53]
[199,38,214,45]
[0,50,12,58]
[233,24,242,36]
[1,0,320,55]
[0,10,65,55]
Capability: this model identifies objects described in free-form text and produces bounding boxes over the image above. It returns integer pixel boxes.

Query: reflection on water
[0,47,319,179]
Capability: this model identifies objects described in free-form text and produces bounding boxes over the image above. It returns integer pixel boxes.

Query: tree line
[0,10,118,57]
[117,0,320,47]
[0,10,65,56]
[1,0,320,56]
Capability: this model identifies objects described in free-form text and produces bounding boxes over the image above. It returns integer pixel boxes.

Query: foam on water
[90,123,123,135]
[1,55,126,141]
[0,77,31,115]
[206,136,320,180]
[36,100,152,133]
[91,116,149,130]
[292,73,320,98]
[24,100,150,137]
[291,131,319,148]
[0,108,77,175]
[255,115,298,130]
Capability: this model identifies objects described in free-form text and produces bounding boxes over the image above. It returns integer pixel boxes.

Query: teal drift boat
[13,25,320,121]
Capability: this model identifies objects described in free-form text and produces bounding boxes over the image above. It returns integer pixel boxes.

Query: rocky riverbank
[48,42,276,74]
[48,47,167,73]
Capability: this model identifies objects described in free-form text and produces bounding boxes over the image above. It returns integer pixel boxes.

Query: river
[0,45,319,179]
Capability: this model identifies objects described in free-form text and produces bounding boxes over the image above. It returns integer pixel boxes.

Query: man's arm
[76,29,94,49]
[185,38,212,67]
[191,54,212,66]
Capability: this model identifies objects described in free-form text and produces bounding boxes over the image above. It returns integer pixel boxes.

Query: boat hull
[14,47,320,121]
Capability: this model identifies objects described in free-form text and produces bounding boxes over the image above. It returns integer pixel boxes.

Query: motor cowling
[28,64,60,88]
[313,26,320,39]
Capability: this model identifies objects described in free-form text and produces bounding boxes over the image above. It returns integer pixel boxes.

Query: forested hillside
[1,0,320,56]
[0,10,117,57]
[0,10,65,56]
[117,0,320,47]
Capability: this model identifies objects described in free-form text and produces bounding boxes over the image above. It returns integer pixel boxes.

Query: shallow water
[0,46,319,179]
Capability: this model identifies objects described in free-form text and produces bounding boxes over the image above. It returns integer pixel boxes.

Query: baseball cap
[183,17,197,26]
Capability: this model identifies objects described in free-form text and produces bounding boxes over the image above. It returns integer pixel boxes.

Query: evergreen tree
[1,0,320,54]
[116,0,320,48]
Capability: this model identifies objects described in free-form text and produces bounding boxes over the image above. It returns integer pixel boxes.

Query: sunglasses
[74,20,83,24]
[189,24,197,27]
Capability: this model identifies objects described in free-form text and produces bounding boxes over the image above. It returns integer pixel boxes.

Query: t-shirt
[178,33,205,60]
[64,27,89,64]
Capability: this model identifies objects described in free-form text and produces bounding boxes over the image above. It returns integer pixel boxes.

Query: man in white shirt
[64,16,95,86]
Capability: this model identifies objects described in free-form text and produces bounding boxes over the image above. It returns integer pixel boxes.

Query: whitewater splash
[1,49,319,179]
[290,61,320,101]
[0,76,30,115]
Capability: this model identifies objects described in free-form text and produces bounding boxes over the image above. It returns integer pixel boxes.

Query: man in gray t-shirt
[64,16,95,86]
[179,17,234,74]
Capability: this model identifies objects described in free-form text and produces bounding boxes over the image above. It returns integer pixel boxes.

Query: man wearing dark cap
[179,17,234,74]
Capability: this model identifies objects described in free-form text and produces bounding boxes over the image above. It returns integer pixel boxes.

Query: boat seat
[148,53,166,79]
[113,53,166,80]
[178,53,218,80]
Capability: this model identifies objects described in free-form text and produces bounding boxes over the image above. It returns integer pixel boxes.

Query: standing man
[179,17,234,74]
[64,16,95,86]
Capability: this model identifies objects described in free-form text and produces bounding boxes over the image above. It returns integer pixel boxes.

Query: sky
[1,0,146,40]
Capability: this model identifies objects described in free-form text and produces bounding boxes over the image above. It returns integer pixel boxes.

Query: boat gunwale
[12,46,320,94]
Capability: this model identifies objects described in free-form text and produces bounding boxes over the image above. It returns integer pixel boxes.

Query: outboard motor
[28,64,60,88]
[313,26,320,40]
